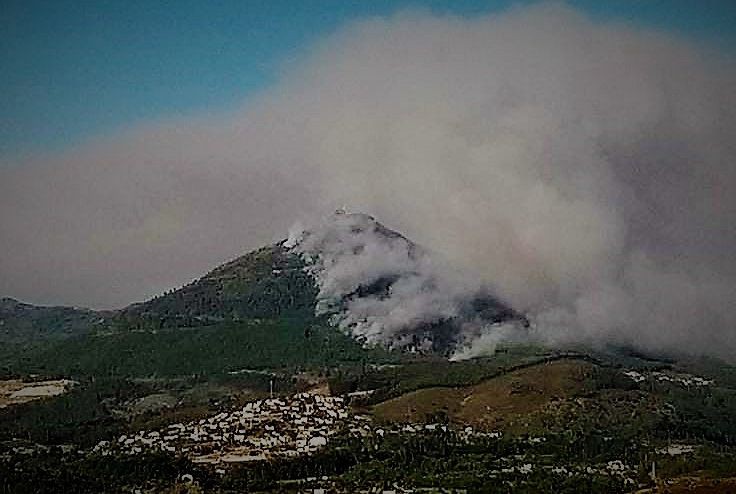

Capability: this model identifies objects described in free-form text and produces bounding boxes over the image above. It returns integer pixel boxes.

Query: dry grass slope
[635,476,736,493]
[372,359,593,430]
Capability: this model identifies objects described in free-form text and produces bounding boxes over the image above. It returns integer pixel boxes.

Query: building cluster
[94,392,369,464]
[546,460,637,485]
[92,388,516,467]
[655,444,696,456]
[623,369,714,387]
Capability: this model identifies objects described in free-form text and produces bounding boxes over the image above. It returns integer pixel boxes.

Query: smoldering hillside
[1,3,735,359]
[287,211,527,357]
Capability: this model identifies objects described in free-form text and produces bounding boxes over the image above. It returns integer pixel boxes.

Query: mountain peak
[286,210,414,251]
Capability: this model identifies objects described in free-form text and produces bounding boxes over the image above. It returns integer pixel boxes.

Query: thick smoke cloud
[286,211,502,350]
[1,3,735,358]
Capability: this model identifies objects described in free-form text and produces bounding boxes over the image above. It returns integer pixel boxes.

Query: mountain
[0,297,103,343]
[4,213,527,354]
[1,211,528,381]
[112,210,527,355]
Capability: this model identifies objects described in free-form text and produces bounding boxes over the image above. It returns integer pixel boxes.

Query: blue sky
[2,0,735,159]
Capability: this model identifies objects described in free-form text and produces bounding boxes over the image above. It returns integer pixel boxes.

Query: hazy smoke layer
[1,4,735,358]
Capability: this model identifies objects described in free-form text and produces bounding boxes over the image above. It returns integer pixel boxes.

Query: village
[13,366,712,476]
[91,388,650,491]
[0,364,716,492]
[94,390,497,464]
[622,369,715,387]
[95,391,373,464]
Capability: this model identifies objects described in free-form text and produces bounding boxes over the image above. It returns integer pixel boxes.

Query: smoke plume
[1,3,735,358]
[286,211,522,353]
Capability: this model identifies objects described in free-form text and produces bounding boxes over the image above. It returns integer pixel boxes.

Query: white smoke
[1,3,735,359]
[287,210,509,349]
[449,323,521,361]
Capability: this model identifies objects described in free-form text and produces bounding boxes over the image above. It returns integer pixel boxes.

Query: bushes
[0,450,214,494]
[0,378,148,446]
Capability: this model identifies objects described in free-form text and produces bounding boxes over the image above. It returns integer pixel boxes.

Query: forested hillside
[115,244,318,330]
[0,297,102,343]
